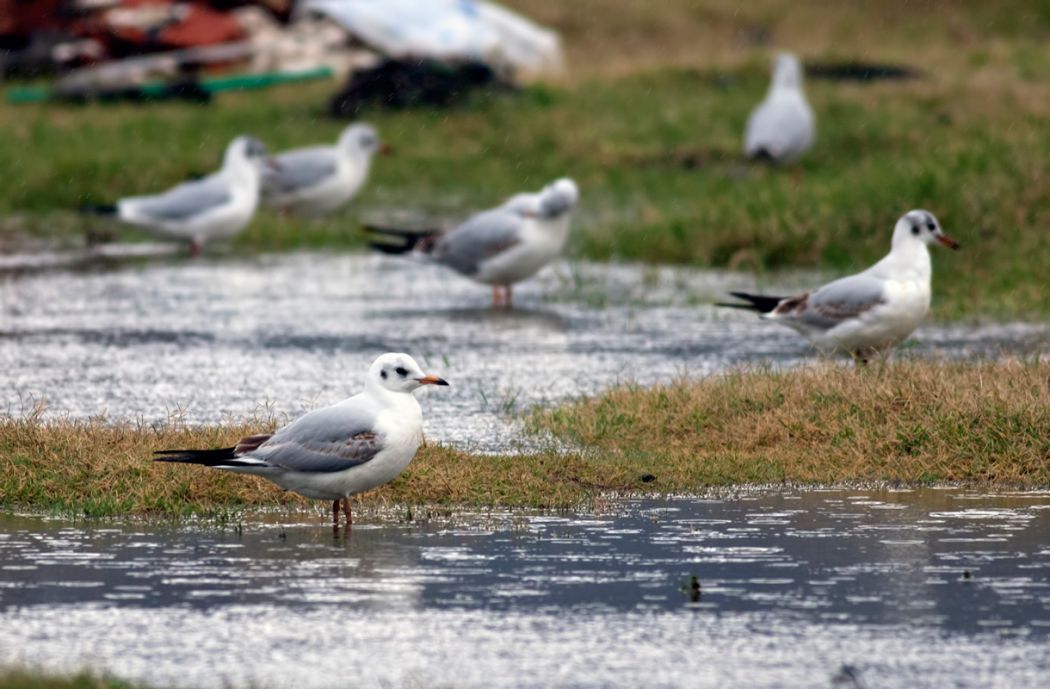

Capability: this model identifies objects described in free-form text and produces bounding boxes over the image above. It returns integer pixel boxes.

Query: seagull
[719,210,960,362]
[744,52,815,164]
[262,123,389,217]
[154,353,449,528]
[366,178,579,308]
[83,136,272,256]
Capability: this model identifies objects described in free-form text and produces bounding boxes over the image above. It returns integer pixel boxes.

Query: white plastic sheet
[303,0,564,80]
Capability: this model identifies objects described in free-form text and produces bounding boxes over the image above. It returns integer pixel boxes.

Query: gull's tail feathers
[716,291,787,314]
[364,224,441,255]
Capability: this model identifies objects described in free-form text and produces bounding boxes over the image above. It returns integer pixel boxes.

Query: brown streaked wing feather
[772,293,809,316]
[234,433,272,455]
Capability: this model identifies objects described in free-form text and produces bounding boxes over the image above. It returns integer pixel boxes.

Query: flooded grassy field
[2,251,1046,453]
[2,489,1049,689]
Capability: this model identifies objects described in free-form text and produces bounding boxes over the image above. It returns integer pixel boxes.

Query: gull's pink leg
[342,497,353,527]
[189,240,202,258]
[492,286,502,308]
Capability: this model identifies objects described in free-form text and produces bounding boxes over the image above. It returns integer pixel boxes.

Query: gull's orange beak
[936,233,960,250]
[416,374,449,386]
[379,143,394,156]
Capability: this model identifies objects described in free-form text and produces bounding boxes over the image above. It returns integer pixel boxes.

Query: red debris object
[0,0,68,40]
[103,2,246,52]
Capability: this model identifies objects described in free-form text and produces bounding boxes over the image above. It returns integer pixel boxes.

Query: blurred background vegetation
[1,0,1047,319]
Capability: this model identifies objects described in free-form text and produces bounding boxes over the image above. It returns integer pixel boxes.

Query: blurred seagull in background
[744,52,815,164]
[366,177,579,308]
[82,136,271,256]
[155,353,448,528]
[262,123,390,217]
[719,210,959,362]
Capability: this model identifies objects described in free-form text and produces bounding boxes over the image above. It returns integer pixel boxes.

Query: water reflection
[1,489,1049,688]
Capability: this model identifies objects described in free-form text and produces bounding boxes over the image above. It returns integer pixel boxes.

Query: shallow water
[1,251,1045,452]
[1,489,1049,688]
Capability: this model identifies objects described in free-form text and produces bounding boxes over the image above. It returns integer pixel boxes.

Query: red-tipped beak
[416,374,449,386]
[936,233,960,250]
[379,143,394,156]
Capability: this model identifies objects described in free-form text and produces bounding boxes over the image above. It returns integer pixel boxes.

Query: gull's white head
[224,135,269,167]
[891,209,960,251]
[537,177,579,219]
[339,123,389,158]
[771,52,804,91]
[367,353,449,395]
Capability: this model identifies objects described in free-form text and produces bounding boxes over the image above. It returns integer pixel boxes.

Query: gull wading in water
[719,210,959,362]
[366,178,579,308]
[154,353,448,527]
[744,52,815,164]
[83,136,272,256]
[262,123,390,217]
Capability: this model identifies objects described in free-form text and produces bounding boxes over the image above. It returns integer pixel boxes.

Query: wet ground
[2,489,1049,689]
[1,250,1046,452]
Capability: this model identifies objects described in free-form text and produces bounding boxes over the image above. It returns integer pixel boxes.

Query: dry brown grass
[2,361,1047,518]
[530,358,1050,487]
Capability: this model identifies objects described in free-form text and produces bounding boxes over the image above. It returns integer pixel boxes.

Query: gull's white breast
[475,216,569,285]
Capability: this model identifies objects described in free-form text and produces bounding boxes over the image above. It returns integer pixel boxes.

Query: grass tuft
[528,358,1050,488]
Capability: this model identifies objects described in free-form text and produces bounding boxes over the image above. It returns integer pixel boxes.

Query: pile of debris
[1,0,564,106]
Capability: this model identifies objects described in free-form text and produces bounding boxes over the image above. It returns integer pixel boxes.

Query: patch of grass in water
[0,670,142,689]
[1,361,1046,519]
[527,359,1050,488]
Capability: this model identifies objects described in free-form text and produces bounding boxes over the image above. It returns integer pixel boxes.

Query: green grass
[1,1,1048,319]
[2,361,1046,518]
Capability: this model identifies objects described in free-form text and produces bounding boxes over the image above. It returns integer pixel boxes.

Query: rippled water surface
[2,489,1050,688]
[2,251,1045,452]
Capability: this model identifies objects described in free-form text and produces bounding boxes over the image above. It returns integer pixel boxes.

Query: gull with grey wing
[83,136,273,256]
[367,178,579,307]
[719,210,960,361]
[262,123,390,217]
[155,353,448,527]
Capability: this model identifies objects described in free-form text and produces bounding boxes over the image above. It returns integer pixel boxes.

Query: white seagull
[262,123,389,217]
[155,353,449,527]
[367,178,579,308]
[85,136,271,256]
[719,210,960,361]
[744,52,816,164]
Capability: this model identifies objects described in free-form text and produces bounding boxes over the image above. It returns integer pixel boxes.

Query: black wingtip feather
[363,225,440,255]
[717,291,786,314]
[153,447,237,466]
[79,203,118,216]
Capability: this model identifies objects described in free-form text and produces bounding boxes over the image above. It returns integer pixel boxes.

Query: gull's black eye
[395,367,408,377]
[911,225,920,236]
[926,221,936,231]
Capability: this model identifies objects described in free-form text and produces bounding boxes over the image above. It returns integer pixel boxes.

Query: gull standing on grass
[744,52,816,164]
[719,210,960,362]
[154,353,449,528]
[366,178,579,308]
[83,136,272,256]
[262,123,390,217]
